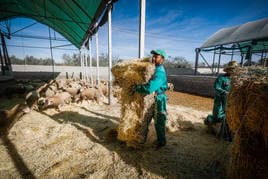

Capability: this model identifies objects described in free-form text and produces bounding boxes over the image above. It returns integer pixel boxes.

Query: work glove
[136,85,147,94]
[136,85,142,93]
[223,91,229,97]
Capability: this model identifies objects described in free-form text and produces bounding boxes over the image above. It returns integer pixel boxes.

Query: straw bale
[112,58,154,87]
[167,112,195,133]
[226,67,268,178]
[228,131,268,179]
[227,67,268,139]
[111,58,156,148]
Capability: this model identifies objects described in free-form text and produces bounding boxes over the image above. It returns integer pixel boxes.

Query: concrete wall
[165,68,196,75]
[11,65,109,80]
[10,65,217,97]
[165,67,224,75]
[168,75,216,97]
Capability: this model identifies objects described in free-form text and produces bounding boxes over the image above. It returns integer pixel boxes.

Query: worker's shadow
[42,108,179,178]
[44,108,225,178]
[0,131,36,179]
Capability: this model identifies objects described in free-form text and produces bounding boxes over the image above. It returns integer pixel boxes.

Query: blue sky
[2,0,268,64]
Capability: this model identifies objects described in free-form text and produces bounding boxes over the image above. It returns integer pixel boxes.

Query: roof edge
[200,37,268,49]
[80,0,110,48]
[200,18,268,49]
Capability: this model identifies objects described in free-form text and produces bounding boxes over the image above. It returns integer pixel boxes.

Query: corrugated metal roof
[201,18,268,48]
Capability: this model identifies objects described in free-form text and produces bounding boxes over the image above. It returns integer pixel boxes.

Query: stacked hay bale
[226,67,268,178]
[111,58,155,148]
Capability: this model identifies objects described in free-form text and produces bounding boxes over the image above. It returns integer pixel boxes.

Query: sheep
[76,87,102,103]
[25,90,40,110]
[42,92,72,111]
[167,82,174,91]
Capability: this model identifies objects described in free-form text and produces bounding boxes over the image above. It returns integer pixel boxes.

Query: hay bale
[111,58,155,148]
[166,113,195,133]
[226,67,268,178]
[228,132,268,179]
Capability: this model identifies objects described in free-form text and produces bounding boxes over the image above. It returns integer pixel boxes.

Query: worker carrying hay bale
[226,67,268,178]
[112,49,168,149]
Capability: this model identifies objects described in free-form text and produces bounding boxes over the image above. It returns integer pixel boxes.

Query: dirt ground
[166,91,214,112]
[0,91,231,179]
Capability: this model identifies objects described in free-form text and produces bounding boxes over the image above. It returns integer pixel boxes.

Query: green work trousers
[142,94,167,145]
[206,95,226,124]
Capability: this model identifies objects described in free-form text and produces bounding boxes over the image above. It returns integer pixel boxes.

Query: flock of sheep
[27,78,110,111]
[0,78,119,132]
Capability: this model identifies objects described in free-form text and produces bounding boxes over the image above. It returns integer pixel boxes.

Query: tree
[10,55,24,64]
[62,53,80,66]
[61,53,122,66]
[164,56,192,68]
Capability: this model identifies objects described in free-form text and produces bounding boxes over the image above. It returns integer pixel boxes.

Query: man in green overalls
[205,61,238,140]
[136,49,168,149]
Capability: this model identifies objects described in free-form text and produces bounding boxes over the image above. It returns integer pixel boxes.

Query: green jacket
[136,64,168,112]
[136,64,168,95]
[214,74,230,97]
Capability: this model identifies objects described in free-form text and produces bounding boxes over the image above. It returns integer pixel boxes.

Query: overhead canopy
[0,0,113,48]
[200,18,268,51]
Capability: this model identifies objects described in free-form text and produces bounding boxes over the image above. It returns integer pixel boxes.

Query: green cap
[150,49,167,59]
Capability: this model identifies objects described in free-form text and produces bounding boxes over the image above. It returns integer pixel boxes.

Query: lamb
[168,82,174,91]
[42,92,72,111]
[96,83,108,97]
[77,88,102,103]
[63,87,80,97]
[62,87,81,102]
[25,90,40,110]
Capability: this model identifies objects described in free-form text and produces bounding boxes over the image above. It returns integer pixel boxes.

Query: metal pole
[0,44,4,75]
[264,51,267,67]
[48,27,55,77]
[80,49,84,80]
[108,4,112,105]
[241,53,244,67]
[96,32,100,85]
[217,47,222,74]
[82,50,84,80]
[231,48,234,61]
[138,0,146,58]
[261,50,264,67]
[89,39,93,85]
[85,47,88,81]
[194,48,200,75]
[1,32,12,75]
[248,46,252,66]
[200,52,212,71]
[212,49,216,74]
[84,50,86,80]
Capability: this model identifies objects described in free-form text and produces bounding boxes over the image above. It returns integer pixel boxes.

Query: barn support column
[0,32,12,76]
[217,47,222,74]
[138,0,146,58]
[108,2,112,105]
[212,48,216,74]
[95,32,100,85]
[194,48,200,75]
